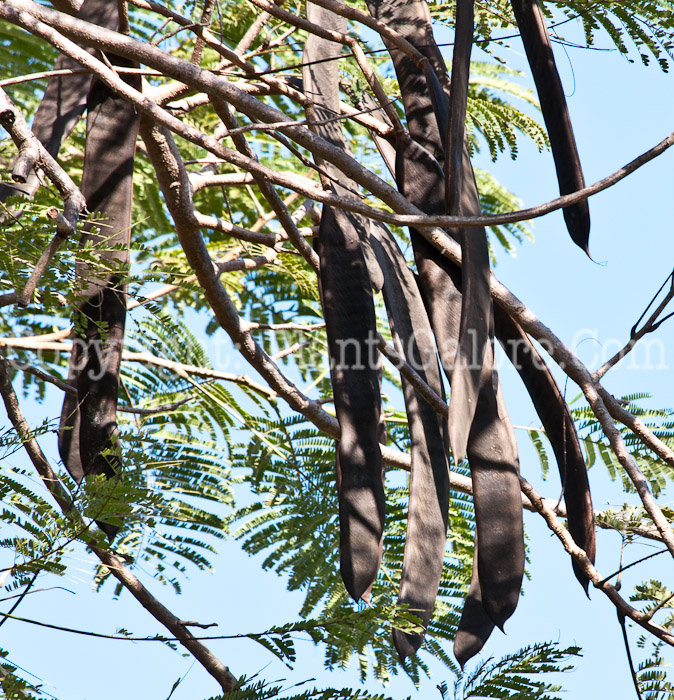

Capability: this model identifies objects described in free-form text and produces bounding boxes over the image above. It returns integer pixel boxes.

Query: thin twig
[0,356,72,512]
[0,65,158,87]
[2,358,194,414]
[598,548,667,586]
[245,0,405,134]
[0,339,278,399]
[0,218,72,309]
[211,98,320,270]
[241,321,325,332]
[618,610,645,700]
[594,269,674,380]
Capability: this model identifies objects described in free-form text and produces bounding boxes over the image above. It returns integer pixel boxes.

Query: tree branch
[594,269,674,380]
[0,355,238,693]
[6,0,673,234]
[0,88,84,228]
[520,476,674,647]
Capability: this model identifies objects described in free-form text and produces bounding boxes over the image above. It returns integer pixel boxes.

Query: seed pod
[371,223,450,659]
[367,0,524,658]
[454,533,495,669]
[0,0,119,202]
[58,2,141,538]
[494,308,595,591]
[510,0,591,252]
[304,2,385,601]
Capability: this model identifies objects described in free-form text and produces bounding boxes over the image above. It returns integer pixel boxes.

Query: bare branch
[377,334,449,419]
[0,356,72,512]
[194,212,283,246]
[0,88,85,229]
[490,275,674,556]
[190,172,255,191]
[122,351,278,398]
[15,221,72,307]
[242,321,326,332]
[0,338,278,399]
[0,358,192,414]
[211,97,319,270]
[235,2,274,56]
[189,0,215,65]
[246,0,405,134]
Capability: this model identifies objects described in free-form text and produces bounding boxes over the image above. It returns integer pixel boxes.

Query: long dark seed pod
[368,0,490,464]
[304,2,385,602]
[444,0,489,466]
[510,0,590,253]
[358,90,452,655]
[448,224,490,466]
[395,132,523,641]
[370,222,450,660]
[445,0,474,216]
[494,307,595,591]
[468,351,524,630]
[365,0,449,166]
[317,207,385,602]
[453,533,494,669]
[58,8,140,538]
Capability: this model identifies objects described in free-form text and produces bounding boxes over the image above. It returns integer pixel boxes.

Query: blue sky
[2,8,674,700]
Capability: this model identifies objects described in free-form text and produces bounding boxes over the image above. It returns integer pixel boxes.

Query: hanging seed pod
[57,1,140,538]
[494,308,595,591]
[367,0,524,658]
[371,223,451,659]
[303,2,385,602]
[510,0,591,252]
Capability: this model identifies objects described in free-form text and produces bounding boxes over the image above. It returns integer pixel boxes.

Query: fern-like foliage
[635,642,674,700]
[466,61,549,161]
[1,652,50,700]
[88,311,264,593]
[211,677,404,700]
[554,1,674,71]
[632,580,674,630]
[429,1,674,72]
[574,395,674,498]
[447,641,582,700]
